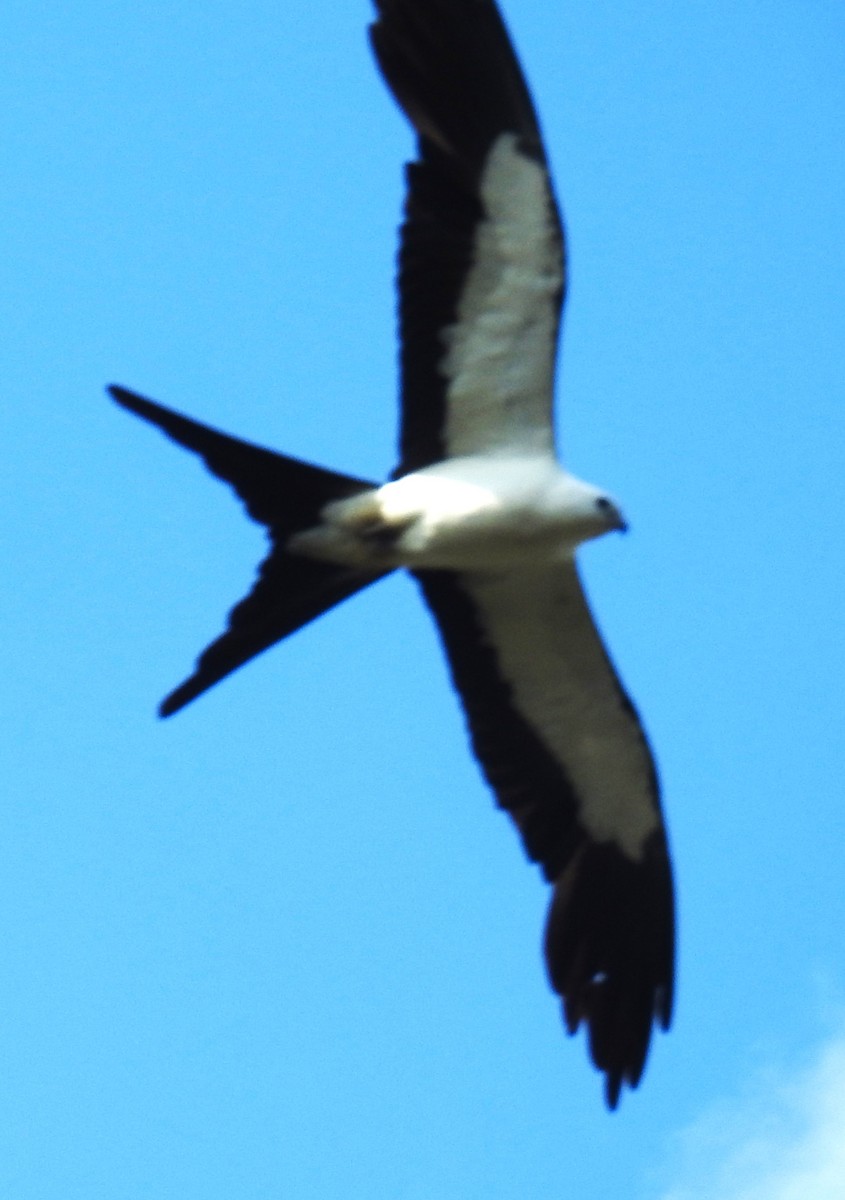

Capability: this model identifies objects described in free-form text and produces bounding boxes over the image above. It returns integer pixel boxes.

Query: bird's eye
[595,497,612,512]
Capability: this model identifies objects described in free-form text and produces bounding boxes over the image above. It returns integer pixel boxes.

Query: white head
[548,472,628,548]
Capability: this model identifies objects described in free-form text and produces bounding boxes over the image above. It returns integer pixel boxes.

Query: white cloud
[658,1032,845,1200]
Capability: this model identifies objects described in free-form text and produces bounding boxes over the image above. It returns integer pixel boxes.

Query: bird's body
[110,0,675,1109]
[291,456,625,571]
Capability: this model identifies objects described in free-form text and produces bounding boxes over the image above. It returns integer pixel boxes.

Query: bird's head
[551,473,629,549]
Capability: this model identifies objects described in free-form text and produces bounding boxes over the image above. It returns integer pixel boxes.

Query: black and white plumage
[110,0,674,1108]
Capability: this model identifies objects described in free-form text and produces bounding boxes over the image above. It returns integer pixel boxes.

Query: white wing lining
[440,133,563,459]
[461,562,660,859]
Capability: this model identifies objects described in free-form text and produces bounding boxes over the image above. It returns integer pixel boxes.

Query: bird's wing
[415,565,674,1107]
[370,0,566,475]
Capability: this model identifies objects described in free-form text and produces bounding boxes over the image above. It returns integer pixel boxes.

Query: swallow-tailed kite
[110,0,674,1107]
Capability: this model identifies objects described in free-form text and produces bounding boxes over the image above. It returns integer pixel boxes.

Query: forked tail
[109,385,386,716]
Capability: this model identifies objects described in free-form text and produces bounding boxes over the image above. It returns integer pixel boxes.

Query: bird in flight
[110,0,674,1108]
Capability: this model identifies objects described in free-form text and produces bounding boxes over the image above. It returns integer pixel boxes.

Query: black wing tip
[545,834,675,1109]
[369,0,545,172]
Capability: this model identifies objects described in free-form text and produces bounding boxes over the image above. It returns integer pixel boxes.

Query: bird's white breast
[290,456,614,571]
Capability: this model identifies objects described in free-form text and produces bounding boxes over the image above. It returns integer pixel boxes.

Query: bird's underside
[109,0,675,1109]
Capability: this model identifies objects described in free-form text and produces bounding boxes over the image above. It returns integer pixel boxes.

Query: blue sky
[4,1,844,1196]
